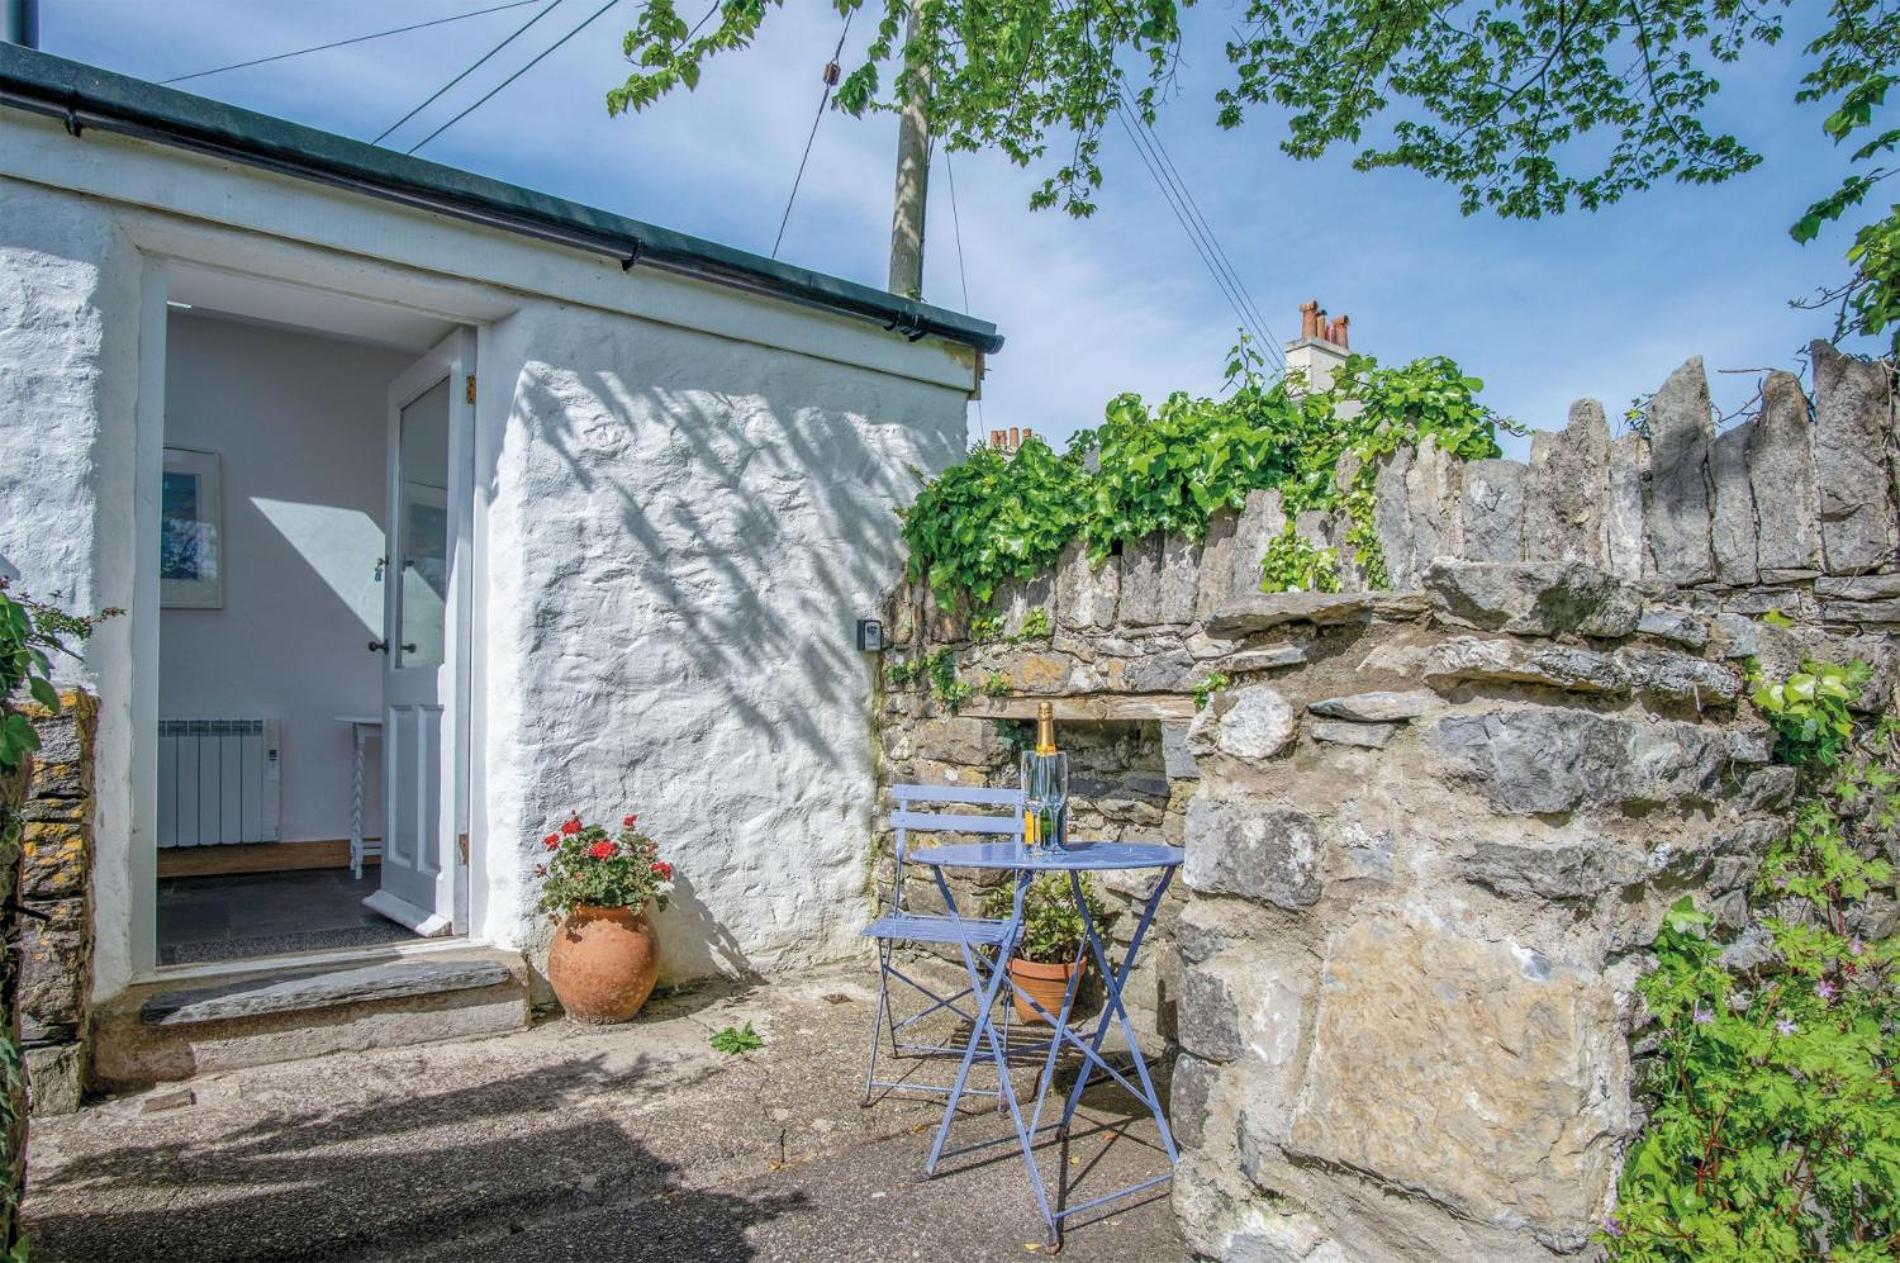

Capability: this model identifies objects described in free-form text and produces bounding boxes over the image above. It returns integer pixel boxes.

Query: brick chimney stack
[1285,299,1356,402]
[988,426,1035,453]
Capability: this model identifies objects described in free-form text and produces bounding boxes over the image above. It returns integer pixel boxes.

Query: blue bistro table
[909,840,1185,1248]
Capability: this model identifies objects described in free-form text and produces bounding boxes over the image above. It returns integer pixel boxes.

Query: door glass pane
[396,378,450,670]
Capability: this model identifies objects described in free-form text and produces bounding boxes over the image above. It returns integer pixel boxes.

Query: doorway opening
[154,265,476,967]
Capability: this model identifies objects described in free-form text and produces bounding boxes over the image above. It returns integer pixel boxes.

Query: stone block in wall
[1811,342,1898,575]
[1372,446,1417,587]
[1423,559,1642,637]
[911,717,1001,767]
[1194,509,1239,621]
[1816,573,1900,600]
[1645,356,1717,586]
[20,896,88,1042]
[1283,911,1624,1247]
[1459,838,1651,900]
[1606,431,1651,580]
[1207,686,1297,761]
[21,820,88,899]
[25,1045,82,1117]
[1636,606,1709,648]
[1118,534,1164,626]
[1748,371,1821,579]
[1405,434,1463,568]
[1430,707,1730,814]
[1170,1054,1218,1150]
[1182,788,1321,907]
[1206,590,1419,636]
[1821,597,1900,625]
[1611,645,1744,704]
[1457,458,1525,562]
[1227,489,1287,599]
[1160,723,1199,780]
[998,572,1054,639]
[1411,635,1625,694]
[1306,690,1433,722]
[1054,539,1117,631]
[1523,399,1611,565]
[1159,532,1201,624]
[1710,418,1760,586]
[1329,507,1367,592]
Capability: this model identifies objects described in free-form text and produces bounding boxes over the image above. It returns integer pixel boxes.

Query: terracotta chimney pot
[1299,300,1319,340]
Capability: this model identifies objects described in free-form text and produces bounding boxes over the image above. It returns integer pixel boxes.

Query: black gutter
[0,44,1004,355]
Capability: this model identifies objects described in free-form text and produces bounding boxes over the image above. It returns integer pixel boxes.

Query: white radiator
[157,718,282,847]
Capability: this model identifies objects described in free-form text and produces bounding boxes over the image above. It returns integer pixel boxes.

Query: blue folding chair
[861,783,1025,1107]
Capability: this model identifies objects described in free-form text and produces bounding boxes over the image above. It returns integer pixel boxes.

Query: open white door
[364,332,474,937]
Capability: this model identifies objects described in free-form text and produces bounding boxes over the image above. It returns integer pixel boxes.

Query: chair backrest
[885,783,1024,914]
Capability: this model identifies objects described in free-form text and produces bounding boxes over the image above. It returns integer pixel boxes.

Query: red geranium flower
[651,861,673,879]
[561,816,583,836]
[588,840,616,860]
[623,814,638,829]
[543,833,560,850]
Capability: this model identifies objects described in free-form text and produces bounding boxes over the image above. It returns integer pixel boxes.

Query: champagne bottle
[1020,701,1070,850]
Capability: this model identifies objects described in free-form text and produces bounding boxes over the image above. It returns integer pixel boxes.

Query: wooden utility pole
[1,0,39,48]
[886,0,929,298]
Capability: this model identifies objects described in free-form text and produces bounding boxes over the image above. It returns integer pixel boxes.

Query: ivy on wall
[900,340,1517,606]
[1605,660,1898,1260]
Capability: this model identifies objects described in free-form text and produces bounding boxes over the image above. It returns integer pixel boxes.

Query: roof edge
[0,44,1004,356]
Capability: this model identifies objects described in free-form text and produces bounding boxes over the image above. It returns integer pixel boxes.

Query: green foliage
[1749,658,1870,768]
[899,435,1090,607]
[981,873,1121,965]
[969,610,1005,643]
[1191,672,1229,711]
[981,672,1013,699]
[1077,382,1295,561]
[1019,606,1051,639]
[926,648,975,711]
[1259,526,1340,594]
[533,813,676,920]
[899,346,1512,604]
[1607,663,1900,1260]
[0,581,116,771]
[709,1021,764,1055]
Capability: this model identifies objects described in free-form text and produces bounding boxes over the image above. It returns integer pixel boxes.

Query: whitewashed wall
[477,305,966,979]
[160,314,403,843]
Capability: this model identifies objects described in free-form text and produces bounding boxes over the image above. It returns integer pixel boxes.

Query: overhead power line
[1114,102,1278,367]
[942,147,986,429]
[407,0,621,155]
[772,8,855,258]
[375,0,567,146]
[162,1,545,86]
[1119,92,1283,360]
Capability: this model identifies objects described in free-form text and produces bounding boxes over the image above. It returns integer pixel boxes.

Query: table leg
[922,868,1060,1243]
[1054,868,1179,1164]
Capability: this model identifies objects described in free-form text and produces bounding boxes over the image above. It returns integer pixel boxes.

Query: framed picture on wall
[161,447,222,609]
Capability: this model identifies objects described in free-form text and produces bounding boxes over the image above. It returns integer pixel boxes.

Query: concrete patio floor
[24,964,1187,1261]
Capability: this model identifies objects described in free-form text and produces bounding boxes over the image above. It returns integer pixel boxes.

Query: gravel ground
[25,966,1187,1262]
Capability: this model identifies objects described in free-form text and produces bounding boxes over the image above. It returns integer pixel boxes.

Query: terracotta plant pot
[547,904,660,1024]
[1009,956,1083,1025]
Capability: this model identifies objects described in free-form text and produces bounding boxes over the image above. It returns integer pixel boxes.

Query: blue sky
[40,1,1881,458]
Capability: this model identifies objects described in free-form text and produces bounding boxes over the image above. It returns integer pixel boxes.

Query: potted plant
[982,873,1120,1025]
[536,812,675,1024]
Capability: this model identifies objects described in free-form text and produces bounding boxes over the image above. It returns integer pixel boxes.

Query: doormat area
[158,922,417,966]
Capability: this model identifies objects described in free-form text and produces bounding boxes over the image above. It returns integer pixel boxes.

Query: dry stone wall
[16,692,95,1116]
[873,349,1900,1260]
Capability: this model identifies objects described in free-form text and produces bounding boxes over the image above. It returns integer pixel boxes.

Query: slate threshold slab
[140,960,514,1027]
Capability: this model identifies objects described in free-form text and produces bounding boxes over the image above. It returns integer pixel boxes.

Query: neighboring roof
[0,44,1004,355]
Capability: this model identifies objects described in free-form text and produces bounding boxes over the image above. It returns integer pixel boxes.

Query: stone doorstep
[140,959,516,1027]
[92,947,531,1092]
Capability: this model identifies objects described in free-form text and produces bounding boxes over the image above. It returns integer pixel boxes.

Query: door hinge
[465,375,476,405]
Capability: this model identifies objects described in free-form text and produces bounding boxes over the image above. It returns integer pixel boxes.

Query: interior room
[155,266,461,966]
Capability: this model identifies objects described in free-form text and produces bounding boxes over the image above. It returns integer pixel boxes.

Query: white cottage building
[0,44,995,1086]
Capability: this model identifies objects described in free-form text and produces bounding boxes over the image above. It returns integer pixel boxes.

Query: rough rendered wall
[0,177,142,1002]
[481,303,968,982]
[875,351,1900,1261]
